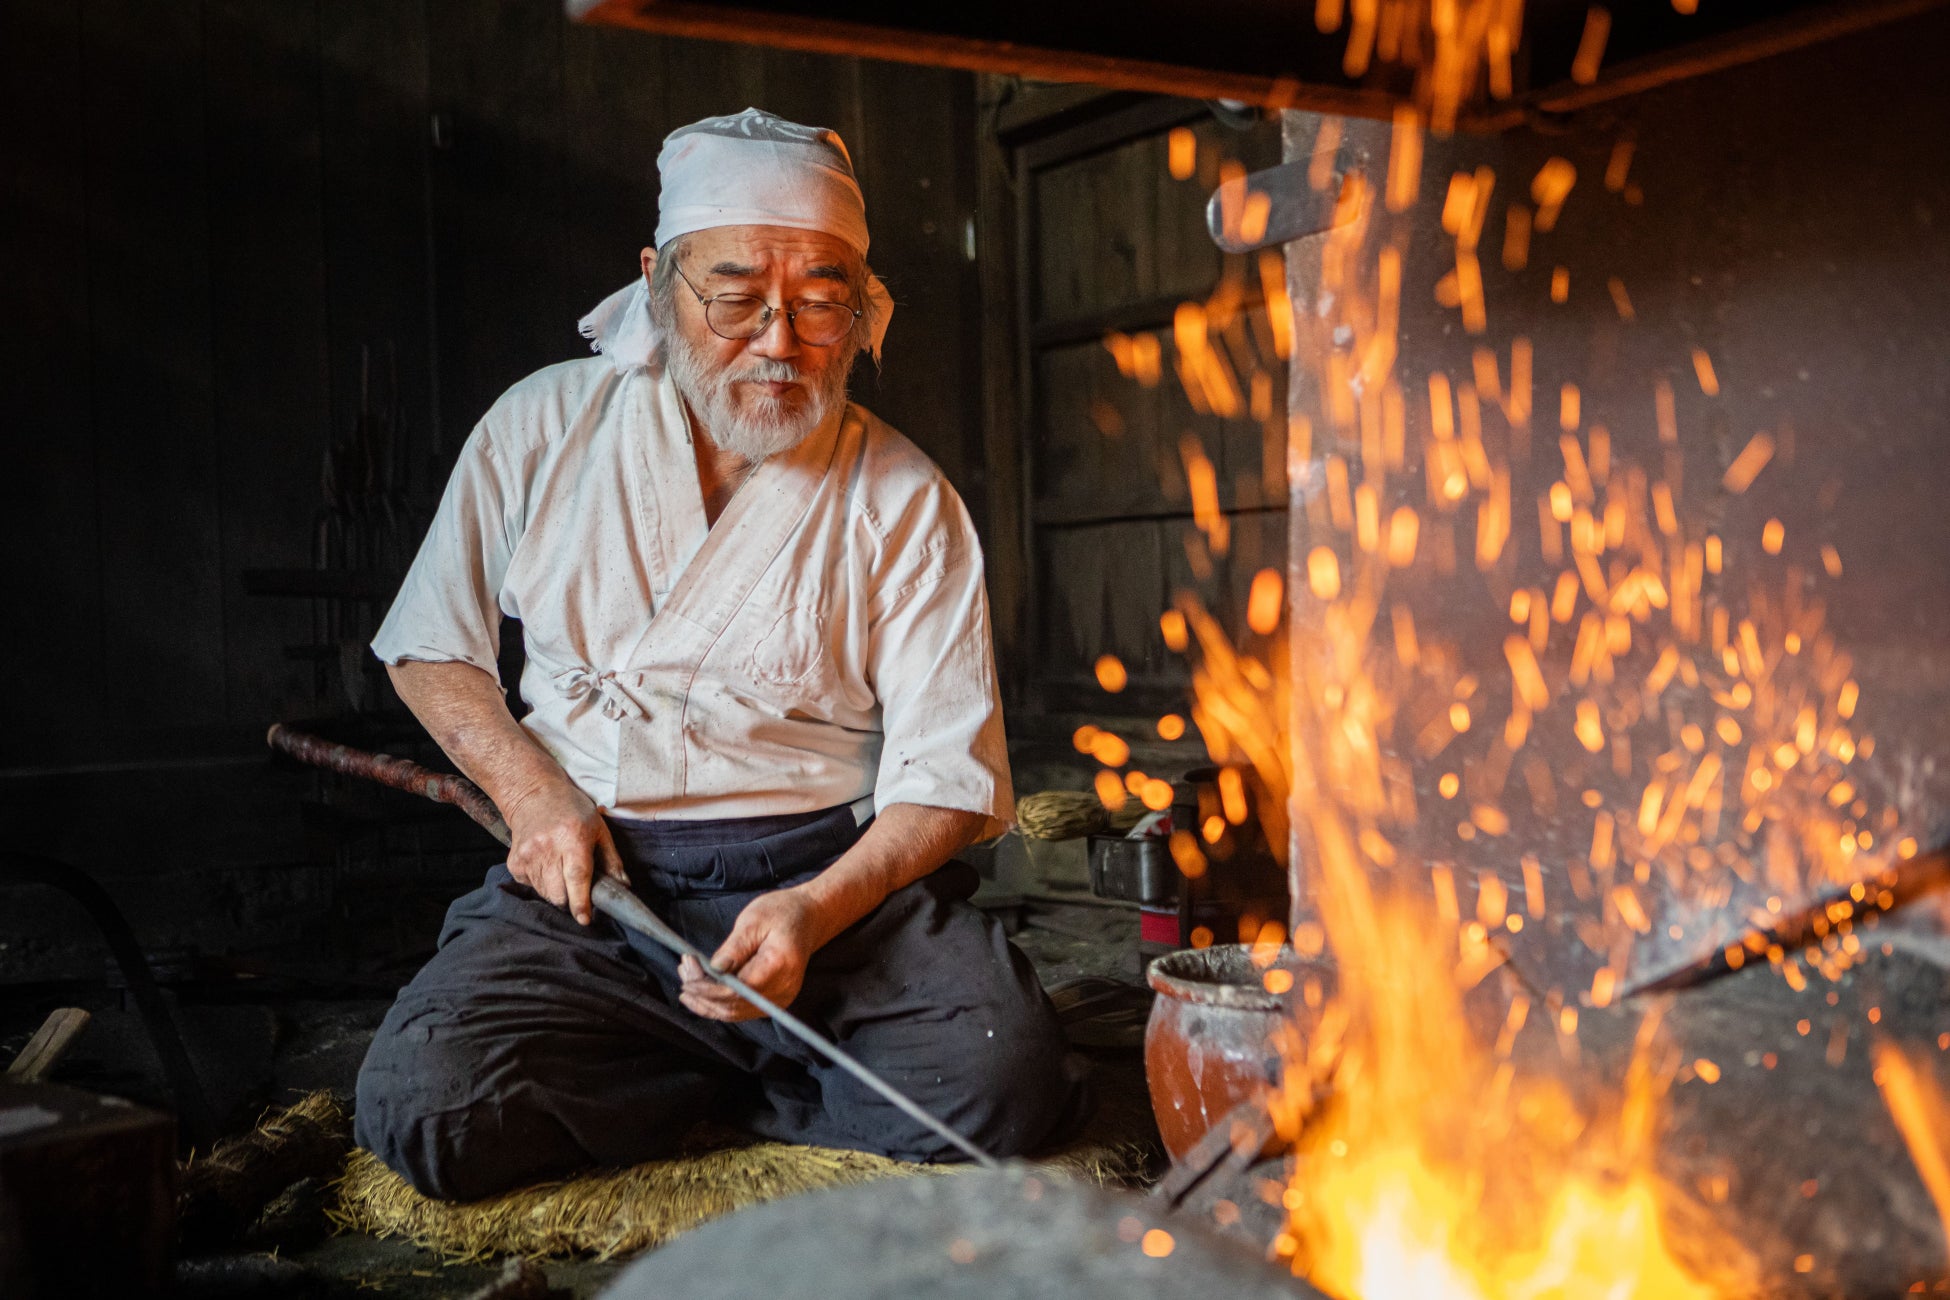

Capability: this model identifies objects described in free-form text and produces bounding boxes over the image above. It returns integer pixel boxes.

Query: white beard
[663,324,856,462]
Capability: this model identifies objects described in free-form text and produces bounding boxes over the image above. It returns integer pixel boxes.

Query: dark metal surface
[1088,835,1176,905]
[600,1165,1324,1300]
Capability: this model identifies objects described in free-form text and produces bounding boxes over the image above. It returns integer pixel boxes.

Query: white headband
[579,108,893,372]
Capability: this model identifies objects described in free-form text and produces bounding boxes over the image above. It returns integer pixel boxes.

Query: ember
[1071,3,1950,1295]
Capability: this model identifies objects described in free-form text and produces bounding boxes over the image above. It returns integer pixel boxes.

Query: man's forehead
[685,225,856,279]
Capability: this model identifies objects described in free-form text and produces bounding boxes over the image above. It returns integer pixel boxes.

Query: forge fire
[5,1,1950,1298]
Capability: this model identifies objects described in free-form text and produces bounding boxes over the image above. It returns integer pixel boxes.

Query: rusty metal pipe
[266,724,509,842]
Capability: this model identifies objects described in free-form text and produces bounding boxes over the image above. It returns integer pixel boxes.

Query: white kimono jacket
[371,357,1013,837]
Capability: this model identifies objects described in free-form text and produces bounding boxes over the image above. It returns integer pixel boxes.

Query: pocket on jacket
[749,606,832,688]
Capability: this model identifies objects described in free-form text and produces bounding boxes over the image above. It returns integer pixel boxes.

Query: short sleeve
[866,498,1014,841]
[370,426,520,675]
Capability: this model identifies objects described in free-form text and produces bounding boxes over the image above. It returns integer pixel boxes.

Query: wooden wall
[981,93,1284,746]
[0,0,983,978]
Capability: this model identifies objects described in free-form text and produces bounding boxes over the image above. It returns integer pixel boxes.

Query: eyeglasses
[671,263,862,347]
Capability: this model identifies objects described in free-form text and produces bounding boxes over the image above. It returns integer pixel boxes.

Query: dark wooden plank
[1038,519,1173,687]
[204,0,331,729]
[1218,507,1290,643]
[848,63,984,498]
[1031,338,1163,523]
[1034,135,1156,323]
[1151,116,1227,304]
[1029,291,1211,349]
[1162,511,1223,626]
[1037,521,1109,682]
[1031,151,1093,325]
[318,0,437,473]
[559,22,670,322]
[82,0,225,741]
[577,0,1400,118]
[974,73,1029,700]
[1214,298,1286,508]
[0,0,102,761]
[1031,342,1105,520]
[657,32,768,134]
[755,43,863,145]
[425,0,570,440]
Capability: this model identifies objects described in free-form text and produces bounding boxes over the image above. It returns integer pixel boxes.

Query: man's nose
[745,309,802,362]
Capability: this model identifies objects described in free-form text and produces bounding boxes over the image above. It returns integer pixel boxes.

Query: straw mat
[329,1070,1159,1262]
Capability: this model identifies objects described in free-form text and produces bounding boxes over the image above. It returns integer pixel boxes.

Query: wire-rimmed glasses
[672,263,862,347]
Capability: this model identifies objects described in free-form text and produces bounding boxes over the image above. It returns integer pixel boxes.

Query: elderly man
[354,109,1083,1200]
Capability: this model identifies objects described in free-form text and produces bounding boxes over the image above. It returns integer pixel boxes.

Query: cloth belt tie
[552,667,644,722]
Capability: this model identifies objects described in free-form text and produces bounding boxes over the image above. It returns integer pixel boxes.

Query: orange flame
[1126,16,1916,1290]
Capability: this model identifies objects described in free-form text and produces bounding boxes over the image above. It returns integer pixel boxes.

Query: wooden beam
[577,0,1950,131]
[571,0,1400,119]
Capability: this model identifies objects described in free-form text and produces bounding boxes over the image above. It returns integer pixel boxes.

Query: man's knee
[354,1011,526,1201]
[857,995,1083,1162]
[949,1002,1085,1157]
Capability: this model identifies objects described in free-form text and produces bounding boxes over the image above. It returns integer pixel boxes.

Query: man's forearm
[391,660,625,925]
[793,803,988,947]
[386,659,572,816]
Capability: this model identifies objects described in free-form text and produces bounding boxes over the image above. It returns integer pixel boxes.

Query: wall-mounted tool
[1206,161,1362,254]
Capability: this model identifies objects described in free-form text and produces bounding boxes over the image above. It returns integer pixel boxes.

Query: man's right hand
[503,778,626,926]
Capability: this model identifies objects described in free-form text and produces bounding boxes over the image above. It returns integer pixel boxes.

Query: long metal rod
[267,725,1001,1168]
[588,878,999,1168]
[1619,846,1950,999]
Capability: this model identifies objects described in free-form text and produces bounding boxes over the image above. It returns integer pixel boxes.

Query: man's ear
[640,245,657,284]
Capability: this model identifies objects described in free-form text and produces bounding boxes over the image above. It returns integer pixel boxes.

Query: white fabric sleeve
[866,519,1015,842]
[370,426,519,675]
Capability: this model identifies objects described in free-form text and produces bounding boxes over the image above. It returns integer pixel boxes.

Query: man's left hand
[679,887,835,1022]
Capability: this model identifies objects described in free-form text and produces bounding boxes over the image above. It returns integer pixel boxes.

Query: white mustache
[732,360,803,385]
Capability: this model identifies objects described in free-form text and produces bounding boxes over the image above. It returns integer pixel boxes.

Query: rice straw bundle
[1016,791,1111,840]
[178,1090,354,1251]
[331,1101,1157,1262]
[1017,791,1152,840]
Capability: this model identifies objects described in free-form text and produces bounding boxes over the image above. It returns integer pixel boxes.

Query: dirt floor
[0,854,1157,1298]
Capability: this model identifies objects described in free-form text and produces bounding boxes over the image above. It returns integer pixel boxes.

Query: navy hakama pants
[353,805,1086,1200]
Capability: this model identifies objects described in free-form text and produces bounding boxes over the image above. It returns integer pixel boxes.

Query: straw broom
[1016,791,1149,841]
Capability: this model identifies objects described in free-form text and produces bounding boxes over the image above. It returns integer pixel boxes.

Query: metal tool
[1150,1094,1278,1210]
[1618,845,1950,999]
[1205,159,1359,254]
[267,725,1001,1169]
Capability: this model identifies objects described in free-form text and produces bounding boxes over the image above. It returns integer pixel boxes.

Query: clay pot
[1144,945,1333,1163]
